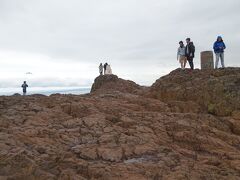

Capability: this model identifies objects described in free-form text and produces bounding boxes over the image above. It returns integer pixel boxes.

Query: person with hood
[103,63,108,75]
[99,63,103,75]
[213,36,226,69]
[177,41,187,69]
[21,81,28,96]
[185,38,195,70]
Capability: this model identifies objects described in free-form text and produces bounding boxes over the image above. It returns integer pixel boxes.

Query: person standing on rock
[185,38,195,70]
[103,63,108,75]
[213,36,226,69]
[21,81,28,96]
[177,41,187,69]
[105,64,112,74]
[99,63,103,75]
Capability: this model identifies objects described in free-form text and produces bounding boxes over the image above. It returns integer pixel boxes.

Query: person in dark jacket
[21,81,28,96]
[99,63,103,75]
[213,36,226,69]
[103,63,108,75]
[185,38,195,70]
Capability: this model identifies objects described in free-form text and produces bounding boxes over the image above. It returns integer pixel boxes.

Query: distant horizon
[0,86,91,96]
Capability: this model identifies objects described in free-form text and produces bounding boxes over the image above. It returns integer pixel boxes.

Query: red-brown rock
[0,68,240,179]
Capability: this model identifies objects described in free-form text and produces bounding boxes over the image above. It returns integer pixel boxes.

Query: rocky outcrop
[150,67,240,116]
[0,68,240,179]
[91,74,141,94]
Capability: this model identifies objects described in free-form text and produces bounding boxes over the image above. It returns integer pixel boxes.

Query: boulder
[90,74,141,94]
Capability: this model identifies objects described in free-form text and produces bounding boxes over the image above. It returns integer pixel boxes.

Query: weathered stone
[232,111,240,120]
[98,147,123,162]
[201,51,214,69]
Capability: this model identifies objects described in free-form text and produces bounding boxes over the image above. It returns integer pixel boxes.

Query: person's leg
[186,56,190,69]
[215,53,220,69]
[188,58,194,70]
[192,58,194,70]
[183,57,187,68]
[220,53,225,68]
[180,56,184,69]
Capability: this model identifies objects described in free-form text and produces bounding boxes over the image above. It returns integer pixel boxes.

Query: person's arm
[177,48,180,60]
[185,46,187,56]
[223,42,226,49]
[189,45,193,57]
[213,42,218,51]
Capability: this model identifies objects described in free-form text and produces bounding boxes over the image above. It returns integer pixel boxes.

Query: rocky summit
[0,68,240,180]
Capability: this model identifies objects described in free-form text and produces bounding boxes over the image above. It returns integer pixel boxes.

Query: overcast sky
[0,0,239,88]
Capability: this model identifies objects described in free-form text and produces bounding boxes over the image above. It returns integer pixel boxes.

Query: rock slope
[0,68,240,180]
[150,68,240,116]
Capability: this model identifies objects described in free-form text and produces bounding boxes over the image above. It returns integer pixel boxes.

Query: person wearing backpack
[177,41,187,69]
[213,36,226,69]
[185,38,195,70]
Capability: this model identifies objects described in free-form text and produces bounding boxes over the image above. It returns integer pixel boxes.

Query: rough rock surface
[0,68,240,179]
[150,67,240,116]
[91,74,141,94]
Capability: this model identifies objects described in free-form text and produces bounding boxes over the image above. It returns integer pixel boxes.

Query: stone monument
[201,51,214,70]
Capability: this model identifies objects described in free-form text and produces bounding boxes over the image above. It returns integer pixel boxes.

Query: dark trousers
[187,57,194,70]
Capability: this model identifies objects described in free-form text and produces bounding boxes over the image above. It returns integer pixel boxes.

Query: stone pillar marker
[201,51,214,70]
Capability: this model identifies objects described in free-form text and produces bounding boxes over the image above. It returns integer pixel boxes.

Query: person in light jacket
[213,36,226,69]
[177,41,187,69]
[105,64,112,74]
